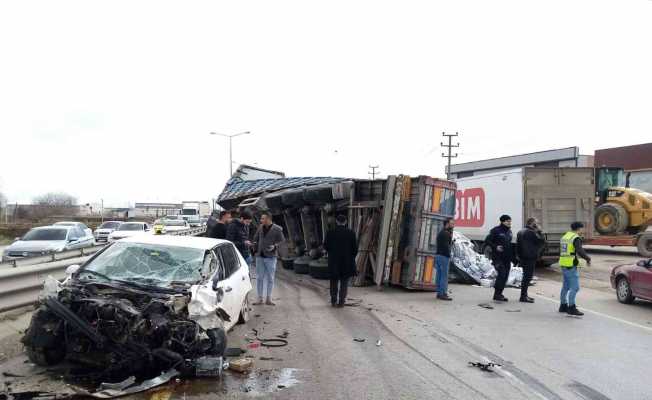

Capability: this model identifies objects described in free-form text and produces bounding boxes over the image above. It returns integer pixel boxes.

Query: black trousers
[493,260,511,297]
[520,259,536,298]
[330,277,350,305]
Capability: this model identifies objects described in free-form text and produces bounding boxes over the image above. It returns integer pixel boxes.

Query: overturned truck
[218,173,456,290]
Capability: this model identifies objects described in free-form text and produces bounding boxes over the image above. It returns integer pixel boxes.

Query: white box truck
[453,167,595,264]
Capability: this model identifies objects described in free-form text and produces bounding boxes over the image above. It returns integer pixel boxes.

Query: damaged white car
[21,235,252,384]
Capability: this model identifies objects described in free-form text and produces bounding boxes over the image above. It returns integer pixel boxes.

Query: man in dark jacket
[486,214,517,302]
[435,219,454,301]
[226,211,252,260]
[324,214,358,307]
[253,211,285,306]
[205,211,218,237]
[516,217,546,303]
[207,211,231,240]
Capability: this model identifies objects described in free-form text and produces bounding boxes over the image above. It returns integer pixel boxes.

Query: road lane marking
[532,293,652,333]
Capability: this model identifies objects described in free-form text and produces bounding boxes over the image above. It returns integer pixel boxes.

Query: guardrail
[0,227,207,313]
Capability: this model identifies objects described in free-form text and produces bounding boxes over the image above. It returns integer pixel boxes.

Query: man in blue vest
[558,221,592,316]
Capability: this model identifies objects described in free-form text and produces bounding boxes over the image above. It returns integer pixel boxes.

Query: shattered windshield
[79,242,207,287]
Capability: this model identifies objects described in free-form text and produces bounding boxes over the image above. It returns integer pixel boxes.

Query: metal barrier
[0,226,207,313]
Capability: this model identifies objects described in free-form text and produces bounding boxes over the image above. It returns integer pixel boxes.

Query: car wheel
[238,293,250,324]
[206,328,227,356]
[25,346,65,367]
[616,277,635,304]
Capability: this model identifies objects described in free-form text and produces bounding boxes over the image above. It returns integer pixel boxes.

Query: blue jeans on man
[560,266,580,306]
[435,255,451,299]
[255,256,277,303]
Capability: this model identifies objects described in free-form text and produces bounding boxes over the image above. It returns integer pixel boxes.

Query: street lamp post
[209,131,251,177]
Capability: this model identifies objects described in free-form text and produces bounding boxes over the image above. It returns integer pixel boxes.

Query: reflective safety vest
[559,231,580,268]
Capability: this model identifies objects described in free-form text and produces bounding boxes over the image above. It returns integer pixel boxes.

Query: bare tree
[33,192,78,208]
[32,192,78,219]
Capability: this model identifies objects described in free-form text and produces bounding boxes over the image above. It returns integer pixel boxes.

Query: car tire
[309,259,330,280]
[23,308,65,366]
[206,328,227,356]
[616,277,635,304]
[238,294,250,325]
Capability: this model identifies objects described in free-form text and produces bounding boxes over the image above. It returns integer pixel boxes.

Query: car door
[216,244,246,323]
[636,260,652,300]
[66,228,82,249]
[77,226,93,247]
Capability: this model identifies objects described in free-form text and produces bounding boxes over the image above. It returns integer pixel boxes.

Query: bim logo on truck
[454,188,485,227]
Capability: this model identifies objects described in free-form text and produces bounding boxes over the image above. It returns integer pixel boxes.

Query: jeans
[255,257,277,299]
[330,277,350,305]
[560,267,580,306]
[435,255,450,296]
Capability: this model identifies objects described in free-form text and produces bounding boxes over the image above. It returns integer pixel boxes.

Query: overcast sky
[1,0,651,207]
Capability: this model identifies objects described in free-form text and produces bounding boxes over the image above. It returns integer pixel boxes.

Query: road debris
[229,359,254,374]
[376,340,382,347]
[224,348,247,357]
[478,303,494,310]
[353,338,366,343]
[468,362,501,372]
[74,369,181,399]
[260,357,284,362]
[505,309,522,313]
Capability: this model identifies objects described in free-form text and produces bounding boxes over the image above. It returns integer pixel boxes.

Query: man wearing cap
[486,215,517,302]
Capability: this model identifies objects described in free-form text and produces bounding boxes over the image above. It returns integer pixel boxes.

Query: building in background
[446,147,594,179]
[133,202,182,218]
[594,143,652,193]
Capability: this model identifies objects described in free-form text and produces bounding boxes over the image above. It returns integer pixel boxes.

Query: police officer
[558,221,591,316]
[487,215,517,302]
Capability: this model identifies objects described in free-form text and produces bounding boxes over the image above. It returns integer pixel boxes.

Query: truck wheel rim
[601,214,612,226]
[617,280,629,299]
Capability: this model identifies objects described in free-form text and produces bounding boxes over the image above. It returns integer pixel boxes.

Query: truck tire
[637,232,652,257]
[294,257,311,274]
[309,259,330,280]
[595,203,629,235]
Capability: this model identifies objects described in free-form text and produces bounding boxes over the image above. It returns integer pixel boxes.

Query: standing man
[324,214,358,308]
[207,211,232,239]
[486,215,517,302]
[226,211,253,260]
[435,219,454,301]
[516,217,546,303]
[205,211,218,237]
[253,211,285,306]
[559,221,591,316]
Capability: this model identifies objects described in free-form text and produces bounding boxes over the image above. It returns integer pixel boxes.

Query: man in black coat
[324,214,358,308]
[226,211,253,261]
[516,217,546,303]
[486,214,517,302]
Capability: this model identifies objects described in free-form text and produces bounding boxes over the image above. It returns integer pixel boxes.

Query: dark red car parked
[611,259,652,303]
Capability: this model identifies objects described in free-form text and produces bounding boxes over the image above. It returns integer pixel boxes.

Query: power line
[441,132,460,180]
[368,165,380,180]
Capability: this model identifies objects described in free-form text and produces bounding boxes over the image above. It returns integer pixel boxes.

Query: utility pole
[441,132,460,180]
[368,165,380,180]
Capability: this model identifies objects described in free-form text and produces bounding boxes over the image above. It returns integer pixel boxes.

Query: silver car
[93,221,123,243]
[2,225,96,262]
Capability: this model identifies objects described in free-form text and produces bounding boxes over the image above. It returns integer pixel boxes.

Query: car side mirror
[66,264,80,275]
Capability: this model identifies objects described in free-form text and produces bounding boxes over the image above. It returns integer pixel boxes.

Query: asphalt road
[1,251,651,400]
